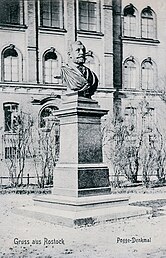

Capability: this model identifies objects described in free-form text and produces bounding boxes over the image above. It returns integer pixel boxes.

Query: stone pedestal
[52,93,111,197]
[17,93,151,226]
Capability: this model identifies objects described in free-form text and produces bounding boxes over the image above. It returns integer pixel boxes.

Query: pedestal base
[53,164,111,197]
[15,194,152,227]
[33,194,129,211]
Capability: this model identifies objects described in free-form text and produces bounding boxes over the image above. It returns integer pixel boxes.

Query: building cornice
[39,27,67,35]
[77,30,104,39]
[103,5,113,10]
[97,88,116,93]
[0,82,66,94]
[0,24,27,32]
[118,89,164,97]
[121,36,160,46]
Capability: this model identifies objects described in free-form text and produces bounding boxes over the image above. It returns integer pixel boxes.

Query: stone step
[33,194,129,211]
[14,202,152,227]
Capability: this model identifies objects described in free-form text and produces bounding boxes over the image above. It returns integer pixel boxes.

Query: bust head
[69,41,86,65]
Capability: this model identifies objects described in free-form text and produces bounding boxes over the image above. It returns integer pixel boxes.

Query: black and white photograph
[0,0,166,257]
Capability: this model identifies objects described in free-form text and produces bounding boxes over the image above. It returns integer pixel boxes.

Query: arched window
[2,44,22,82]
[123,56,138,89]
[123,4,138,37]
[39,105,58,128]
[85,51,100,82]
[141,6,156,39]
[43,47,62,84]
[141,58,156,90]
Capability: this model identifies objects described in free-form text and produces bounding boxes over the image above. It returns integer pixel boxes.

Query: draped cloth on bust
[61,63,98,98]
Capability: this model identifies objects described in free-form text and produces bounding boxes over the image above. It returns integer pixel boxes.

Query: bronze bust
[61,41,98,98]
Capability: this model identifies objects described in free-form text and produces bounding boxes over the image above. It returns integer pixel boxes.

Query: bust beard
[72,56,85,65]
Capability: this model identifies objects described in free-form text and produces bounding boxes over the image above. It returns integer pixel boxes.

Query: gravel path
[0,193,166,258]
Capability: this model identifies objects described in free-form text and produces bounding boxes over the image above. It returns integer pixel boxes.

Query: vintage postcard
[0,0,166,257]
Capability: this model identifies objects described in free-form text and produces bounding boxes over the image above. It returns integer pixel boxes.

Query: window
[85,51,100,81]
[40,0,63,28]
[144,107,155,132]
[39,105,60,166]
[39,105,58,128]
[140,99,155,132]
[142,103,155,132]
[123,4,138,37]
[141,6,156,39]
[3,103,19,132]
[123,56,138,89]
[124,106,137,131]
[5,147,17,160]
[43,47,62,84]
[78,0,100,32]
[2,44,22,82]
[0,0,24,25]
[141,58,156,90]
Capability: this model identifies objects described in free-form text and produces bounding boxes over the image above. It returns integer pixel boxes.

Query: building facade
[0,0,165,185]
[114,0,166,129]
